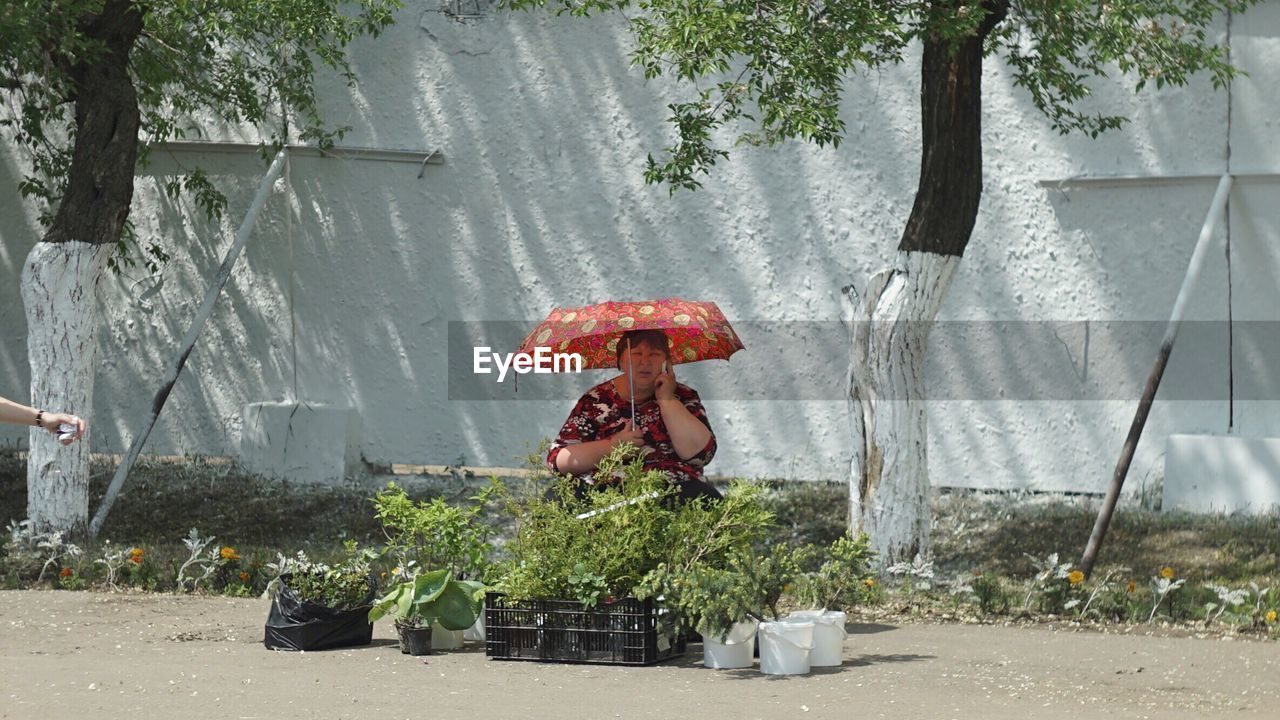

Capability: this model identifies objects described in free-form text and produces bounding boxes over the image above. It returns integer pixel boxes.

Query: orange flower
[1067,571,1085,585]
[59,567,73,578]
[130,547,145,564]
[219,546,240,562]
[238,571,251,583]
[1160,567,1175,580]
[1126,580,1136,594]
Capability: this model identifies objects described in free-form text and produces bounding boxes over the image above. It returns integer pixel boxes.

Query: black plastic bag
[263,574,376,651]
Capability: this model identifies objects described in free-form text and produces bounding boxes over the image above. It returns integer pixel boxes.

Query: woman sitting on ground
[546,329,720,502]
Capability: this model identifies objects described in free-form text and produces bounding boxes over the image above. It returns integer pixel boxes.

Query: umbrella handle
[627,337,636,430]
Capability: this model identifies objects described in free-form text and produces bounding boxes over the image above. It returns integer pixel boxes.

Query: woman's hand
[40,412,85,445]
[610,424,647,449]
[654,362,677,402]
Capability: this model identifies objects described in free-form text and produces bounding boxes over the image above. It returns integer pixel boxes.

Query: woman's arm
[654,367,713,461]
[553,428,644,475]
[0,396,40,426]
[657,398,713,461]
[547,390,646,476]
[0,395,86,443]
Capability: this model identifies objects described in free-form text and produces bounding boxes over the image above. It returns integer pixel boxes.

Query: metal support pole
[1079,174,1233,577]
[89,150,289,538]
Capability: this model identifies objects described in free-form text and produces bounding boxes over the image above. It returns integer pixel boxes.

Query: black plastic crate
[485,592,684,665]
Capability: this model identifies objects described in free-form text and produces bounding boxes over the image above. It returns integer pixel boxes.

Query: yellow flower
[220,546,240,562]
[1067,570,1085,585]
[1266,610,1277,624]
[130,547,145,564]
[863,578,877,588]
[1160,567,1175,580]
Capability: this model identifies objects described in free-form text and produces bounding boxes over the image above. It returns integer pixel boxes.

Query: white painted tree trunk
[844,250,959,567]
[21,241,112,535]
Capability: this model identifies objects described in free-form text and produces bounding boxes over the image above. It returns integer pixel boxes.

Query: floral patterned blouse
[547,379,717,485]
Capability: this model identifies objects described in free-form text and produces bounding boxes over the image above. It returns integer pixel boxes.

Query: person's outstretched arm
[0,395,86,444]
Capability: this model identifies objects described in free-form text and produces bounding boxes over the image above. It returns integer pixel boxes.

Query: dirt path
[2,590,1275,720]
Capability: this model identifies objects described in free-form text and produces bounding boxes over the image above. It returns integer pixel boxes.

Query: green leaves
[505,0,1256,191]
[1,0,400,265]
[496,446,776,604]
[368,568,485,629]
[568,562,608,608]
[372,479,502,581]
[792,532,875,610]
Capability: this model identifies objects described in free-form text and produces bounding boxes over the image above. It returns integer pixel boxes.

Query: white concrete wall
[2,3,1278,492]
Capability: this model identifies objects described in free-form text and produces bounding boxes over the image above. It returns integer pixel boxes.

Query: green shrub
[372,479,502,581]
[495,446,775,604]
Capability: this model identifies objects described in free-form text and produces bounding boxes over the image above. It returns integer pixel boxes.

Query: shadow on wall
[2,5,1267,488]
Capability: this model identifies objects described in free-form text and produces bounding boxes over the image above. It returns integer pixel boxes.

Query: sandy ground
[1,590,1276,720]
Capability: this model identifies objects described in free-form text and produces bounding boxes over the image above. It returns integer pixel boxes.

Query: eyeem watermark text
[473,347,583,382]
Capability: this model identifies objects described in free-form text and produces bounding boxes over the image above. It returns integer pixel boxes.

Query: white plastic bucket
[463,612,486,643]
[787,610,847,667]
[758,618,814,675]
[431,621,465,650]
[701,619,758,669]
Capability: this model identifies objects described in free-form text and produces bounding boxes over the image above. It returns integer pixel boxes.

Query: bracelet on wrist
[34,410,44,428]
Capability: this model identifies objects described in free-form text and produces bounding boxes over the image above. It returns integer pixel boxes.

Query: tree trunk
[846,1,1007,566]
[21,0,143,534]
[21,242,113,534]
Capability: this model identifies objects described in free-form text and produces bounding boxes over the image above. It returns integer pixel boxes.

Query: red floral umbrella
[516,298,744,369]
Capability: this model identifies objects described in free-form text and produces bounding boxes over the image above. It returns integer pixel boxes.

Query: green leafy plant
[970,571,1011,615]
[3,520,83,584]
[567,563,609,609]
[496,446,775,606]
[790,533,876,611]
[372,480,502,581]
[369,568,485,630]
[267,542,376,611]
[639,547,797,640]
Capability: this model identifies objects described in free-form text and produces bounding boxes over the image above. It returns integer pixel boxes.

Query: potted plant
[369,568,486,656]
[786,533,875,667]
[372,480,501,645]
[263,543,378,652]
[641,547,797,670]
[491,447,776,666]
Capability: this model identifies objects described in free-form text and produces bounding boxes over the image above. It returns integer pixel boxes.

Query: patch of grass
[0,450,450,546]
[757,479,848,548]
[931,491,1280,583]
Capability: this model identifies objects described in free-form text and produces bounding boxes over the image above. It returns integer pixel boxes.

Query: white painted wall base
[1163,434,1280,514]
[240,403,362,484]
